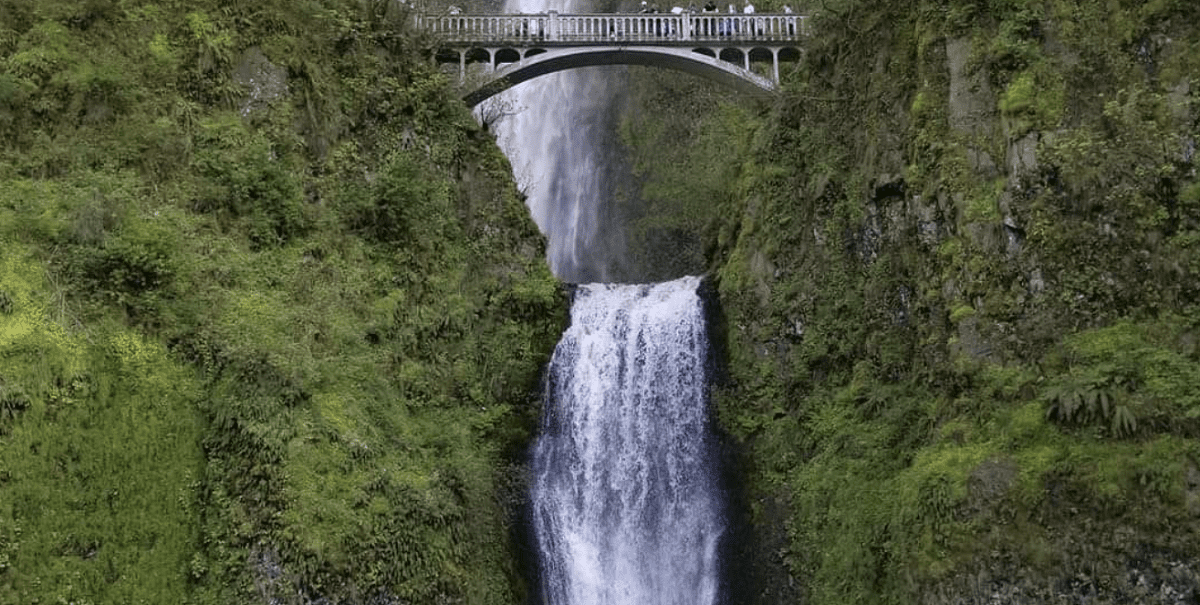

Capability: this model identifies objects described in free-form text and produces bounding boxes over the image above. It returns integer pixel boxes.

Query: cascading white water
[531,276,724,605]
[487,0,627,283]
[483,1,727,600]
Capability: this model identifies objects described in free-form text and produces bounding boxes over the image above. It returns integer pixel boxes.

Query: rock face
[234,47,289,118]
[0,3,565,604]
[698,1,1200,603]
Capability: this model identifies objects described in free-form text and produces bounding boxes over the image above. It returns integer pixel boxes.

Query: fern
[1044,383,1137,437]
[1110,405,1137,438]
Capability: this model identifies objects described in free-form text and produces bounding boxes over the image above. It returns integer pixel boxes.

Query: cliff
[696,0,1200,602]
[4,0,1199,602]
[0,1,564,602]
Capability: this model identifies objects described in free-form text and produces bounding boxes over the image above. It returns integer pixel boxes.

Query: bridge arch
[718,48,744,64]
[466,47,490,65]
[457,45,799,106]
[495,47,522,65]
[423,11,807,104]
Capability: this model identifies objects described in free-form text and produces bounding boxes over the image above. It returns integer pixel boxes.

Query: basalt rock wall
[687,1,1200,602]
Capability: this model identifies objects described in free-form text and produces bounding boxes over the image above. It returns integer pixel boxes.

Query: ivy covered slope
[0,1,564,603]
[620,0,1200,603]
[704,0,1200,602]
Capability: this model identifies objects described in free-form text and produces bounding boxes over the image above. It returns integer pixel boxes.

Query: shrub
[192,115,306,247]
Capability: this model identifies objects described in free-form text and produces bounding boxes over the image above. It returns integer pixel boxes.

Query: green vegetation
[0,252,202,604]
[0,0,565,602]
[618,0,1200,602]
[4,0,1198,601]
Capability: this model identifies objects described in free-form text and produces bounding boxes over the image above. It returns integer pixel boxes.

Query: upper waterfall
[486,0,630,283]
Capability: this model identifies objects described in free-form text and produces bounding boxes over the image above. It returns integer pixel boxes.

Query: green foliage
[678,0,1200,602]
[1040,319,1200,438]
[998,62,1065,133]
[616,68,753,281]
[0,251,203,604]
[192,114,307,247]
[0,0,566,603]
[1044,384,1137,437]
[342,150,456,249]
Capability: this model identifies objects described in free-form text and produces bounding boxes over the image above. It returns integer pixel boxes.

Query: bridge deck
[421,11,807,46]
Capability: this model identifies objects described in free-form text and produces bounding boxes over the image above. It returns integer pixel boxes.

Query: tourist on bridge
[743,0,760,35]
[703,0,718,11]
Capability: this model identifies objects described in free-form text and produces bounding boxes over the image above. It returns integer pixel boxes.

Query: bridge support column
[772,48,778,84]
[459,50,466,83]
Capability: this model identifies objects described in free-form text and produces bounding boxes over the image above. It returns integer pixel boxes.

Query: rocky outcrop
[704,1,1200,603]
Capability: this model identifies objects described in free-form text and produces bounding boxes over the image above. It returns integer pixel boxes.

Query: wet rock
[953,316,996,361]
[1007,132,1039,181]
[966,457,1018,516]
[967,147,999,178]
[947,37,995,137]
[234,47,289,119]
[1002,215,1024,257]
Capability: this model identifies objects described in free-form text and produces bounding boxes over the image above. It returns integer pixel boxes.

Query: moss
[948,303,976,323]
[0,250,203,604]
[0,0,566,602]
[999,63,1066,134]
[608,0,1200,602]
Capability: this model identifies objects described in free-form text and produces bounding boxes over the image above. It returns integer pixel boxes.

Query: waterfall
[530,276,725,605]
[483,1,728,601]
[487,0,628,284]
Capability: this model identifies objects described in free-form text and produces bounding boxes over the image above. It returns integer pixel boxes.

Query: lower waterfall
[530,276,725,605]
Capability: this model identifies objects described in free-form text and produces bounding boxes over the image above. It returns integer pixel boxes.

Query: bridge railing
[419,11,807,44]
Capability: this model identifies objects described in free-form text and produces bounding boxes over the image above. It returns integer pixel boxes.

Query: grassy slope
[619,0,1200,602]
[0,0,564,602]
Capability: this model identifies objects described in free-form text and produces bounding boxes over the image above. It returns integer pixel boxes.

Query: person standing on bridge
[743,0,760,35]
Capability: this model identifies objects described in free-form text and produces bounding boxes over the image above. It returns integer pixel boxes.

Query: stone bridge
[419,11,807,105]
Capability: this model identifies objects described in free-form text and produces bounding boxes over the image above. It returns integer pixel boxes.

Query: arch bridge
[420,11,807,105]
